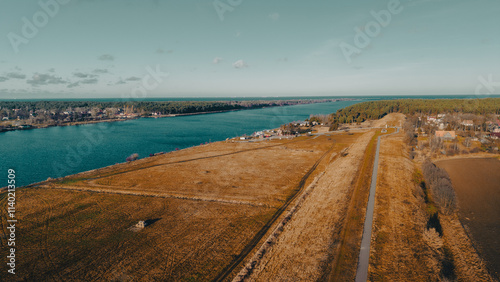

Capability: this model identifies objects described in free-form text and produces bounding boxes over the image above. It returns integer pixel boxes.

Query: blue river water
[1,100,360,187]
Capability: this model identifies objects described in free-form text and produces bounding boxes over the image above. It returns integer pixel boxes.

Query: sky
[0,0,499,98]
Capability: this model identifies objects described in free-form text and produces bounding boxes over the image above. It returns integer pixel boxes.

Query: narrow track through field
[212,142,337,282]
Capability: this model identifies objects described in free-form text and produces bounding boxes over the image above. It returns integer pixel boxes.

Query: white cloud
[67,82,79,88]
[6,72,26,79]
[268,12,280,21]
[125,76,141,81]
[98,54,115,61]
[213,57,223,64]
[93,68,108,74]
[233,60,248,69]
[80,78,98,84]
[115,79,126,85]
[74,72,97,78]
[27,73,66,86]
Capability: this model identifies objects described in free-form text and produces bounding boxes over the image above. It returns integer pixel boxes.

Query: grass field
[48,135,357,207]
[436,158,500,280]
[369,129,441,281]
[0,133,363,281]
[6,113,482,281]
[329,130,379,281]
[0,188,275,281]
[242,130,376,281]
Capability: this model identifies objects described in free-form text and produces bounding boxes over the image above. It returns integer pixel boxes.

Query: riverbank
[1,100,362,187]
[2,113,497,281]
[0,117,136,133]
[0,98,352,133]
[3,128,361,281]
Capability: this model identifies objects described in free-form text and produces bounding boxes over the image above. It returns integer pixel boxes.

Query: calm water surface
[1,101,359,186]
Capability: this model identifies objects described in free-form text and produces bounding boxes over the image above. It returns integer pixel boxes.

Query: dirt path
[213,142,337,281]
[38,184,267,207]
[241,131,374,281]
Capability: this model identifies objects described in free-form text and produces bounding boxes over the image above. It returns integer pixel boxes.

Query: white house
[461,120,474,127]
[435,131,456,140]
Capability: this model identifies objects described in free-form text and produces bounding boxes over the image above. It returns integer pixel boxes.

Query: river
[1,100,360,186]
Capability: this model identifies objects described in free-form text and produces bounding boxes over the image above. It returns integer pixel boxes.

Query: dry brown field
[7,113,488,281]
[47,135,358,207]
[0,188,274,281]
[370,127,496,282]
[1,132,364,281]
[243,130,376,281]
[436,158,500,280]
[369,129,441,281]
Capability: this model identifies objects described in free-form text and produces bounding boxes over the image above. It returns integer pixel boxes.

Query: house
[427,116,437,123]
[461,120,474,127]
[435,131,456,140]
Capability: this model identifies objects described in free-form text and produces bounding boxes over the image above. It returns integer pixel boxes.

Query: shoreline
[0,108,258,133]
[0,127,294,191]
[0,99,350,133]
[0,117,133,133]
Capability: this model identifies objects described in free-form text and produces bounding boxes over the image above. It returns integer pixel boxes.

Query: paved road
[355,128,399,282]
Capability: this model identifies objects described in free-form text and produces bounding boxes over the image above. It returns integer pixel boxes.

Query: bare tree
[422,159,457,215]
[126,153,139,162]
[463,137,472,148]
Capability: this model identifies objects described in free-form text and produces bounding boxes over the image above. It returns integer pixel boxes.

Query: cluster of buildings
[0,106,144,132]
[418,114,500,142]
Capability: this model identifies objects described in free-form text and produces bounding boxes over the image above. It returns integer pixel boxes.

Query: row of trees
[0,99,339,118]
[332,98,500,124]
[422,159,457,215]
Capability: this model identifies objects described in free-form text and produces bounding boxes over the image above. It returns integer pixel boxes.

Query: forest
[0,99,341,127]
[0,100,304,115]
[330,98,500,125]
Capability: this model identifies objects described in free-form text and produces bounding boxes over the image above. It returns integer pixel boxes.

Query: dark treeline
[331,98,500,124]
[0,99,337,115]
[422,159,457,215]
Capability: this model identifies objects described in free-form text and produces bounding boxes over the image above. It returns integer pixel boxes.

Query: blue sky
[0,0,499,98]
